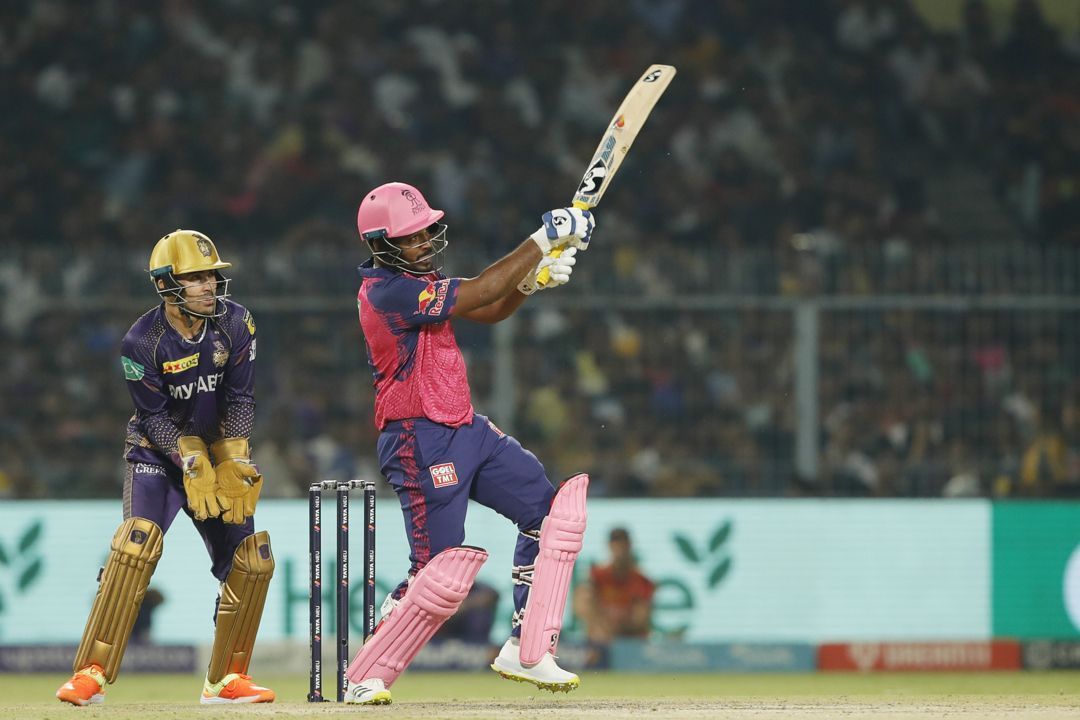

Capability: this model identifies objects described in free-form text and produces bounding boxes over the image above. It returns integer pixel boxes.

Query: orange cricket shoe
[56,664,106,706]
[200,673,275,704]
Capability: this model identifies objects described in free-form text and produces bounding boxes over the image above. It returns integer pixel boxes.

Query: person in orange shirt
[574,527,656,651]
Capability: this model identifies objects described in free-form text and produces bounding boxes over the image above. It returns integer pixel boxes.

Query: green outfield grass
[5,671,1080,719]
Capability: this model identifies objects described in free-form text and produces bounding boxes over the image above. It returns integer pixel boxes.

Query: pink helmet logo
[401,188,426,215]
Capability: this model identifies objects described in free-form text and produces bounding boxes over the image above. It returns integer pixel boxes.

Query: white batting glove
[541,246,577,288]
[518,247,578,295]
[529,207,596,253]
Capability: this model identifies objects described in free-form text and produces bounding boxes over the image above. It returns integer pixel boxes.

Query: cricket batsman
[344,182,592,704]
[56,230,275,706]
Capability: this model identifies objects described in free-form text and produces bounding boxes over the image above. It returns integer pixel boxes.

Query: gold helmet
[148,230,232,318]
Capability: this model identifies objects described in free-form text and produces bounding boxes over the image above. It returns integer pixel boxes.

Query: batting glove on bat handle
[529,207,595,254]
[519,247,578,295]
[534,208,594,287]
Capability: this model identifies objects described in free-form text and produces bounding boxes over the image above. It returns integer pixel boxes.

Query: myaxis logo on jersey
[168,372,224,399]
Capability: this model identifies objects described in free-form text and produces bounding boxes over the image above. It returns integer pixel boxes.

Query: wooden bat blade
[571,64,676,209]
[535,64,676,289]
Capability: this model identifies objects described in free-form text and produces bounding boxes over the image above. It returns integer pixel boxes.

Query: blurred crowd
[1,0,1078,499]
[518,304,1079,499]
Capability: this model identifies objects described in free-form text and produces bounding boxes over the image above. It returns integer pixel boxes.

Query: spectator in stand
[574,527,656,663]
[2,0,1078,500]
[1018,402,1070,497]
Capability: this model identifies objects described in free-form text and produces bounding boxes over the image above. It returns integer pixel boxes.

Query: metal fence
[5,288,1076,499]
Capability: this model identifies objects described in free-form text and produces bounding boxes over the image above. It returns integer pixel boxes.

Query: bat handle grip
[534,247,563,289]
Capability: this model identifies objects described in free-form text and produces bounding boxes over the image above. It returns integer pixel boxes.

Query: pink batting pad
[345,545,487,687]
[519,473,588,666]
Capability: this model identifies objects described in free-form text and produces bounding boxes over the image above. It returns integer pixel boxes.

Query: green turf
[9,670,1080,701]
[4,673,1075,716]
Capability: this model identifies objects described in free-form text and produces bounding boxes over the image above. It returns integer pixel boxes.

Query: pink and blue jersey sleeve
[357,263,473,429]
[368,273,461,328]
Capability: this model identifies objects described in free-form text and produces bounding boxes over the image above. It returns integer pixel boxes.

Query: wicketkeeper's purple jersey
[121,299,256,466]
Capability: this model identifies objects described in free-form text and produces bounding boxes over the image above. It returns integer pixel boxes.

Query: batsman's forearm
[454,239,542,314]
[475,289,529,323]
[477,239,543,299]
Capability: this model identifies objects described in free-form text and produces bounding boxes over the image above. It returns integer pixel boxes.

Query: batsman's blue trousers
[377,413,555,636]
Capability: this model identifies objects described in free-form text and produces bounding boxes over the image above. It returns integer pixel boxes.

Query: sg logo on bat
[576,159,607,196]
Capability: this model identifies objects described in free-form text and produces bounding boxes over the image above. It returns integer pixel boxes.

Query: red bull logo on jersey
[417,283,437,314]
[417,280,451,316]
[430,462,459,488]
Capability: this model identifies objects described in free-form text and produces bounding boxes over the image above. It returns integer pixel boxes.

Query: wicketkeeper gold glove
[178,436,227,521]
[210,438,263,525]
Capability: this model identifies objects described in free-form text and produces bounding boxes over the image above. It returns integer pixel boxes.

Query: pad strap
[519,473,588,666]
[346,546,487,687]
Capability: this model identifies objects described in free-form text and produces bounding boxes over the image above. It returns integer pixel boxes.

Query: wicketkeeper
[344,182,592,704]
[56,230,275,706]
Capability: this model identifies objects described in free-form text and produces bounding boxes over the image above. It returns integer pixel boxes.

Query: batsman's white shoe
[344,678,392,705]
[491,637,579,693]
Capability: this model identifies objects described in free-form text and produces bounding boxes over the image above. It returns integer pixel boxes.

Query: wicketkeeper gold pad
[73,517,164,682]
[206,531,275,683]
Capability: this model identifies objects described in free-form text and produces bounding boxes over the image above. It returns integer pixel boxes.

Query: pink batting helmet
[357,182,445,242]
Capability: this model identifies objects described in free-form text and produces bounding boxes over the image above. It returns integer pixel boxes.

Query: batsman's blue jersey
[121,300,256,466]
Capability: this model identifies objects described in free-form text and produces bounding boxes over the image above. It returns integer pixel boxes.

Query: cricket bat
[536,63,676,287]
